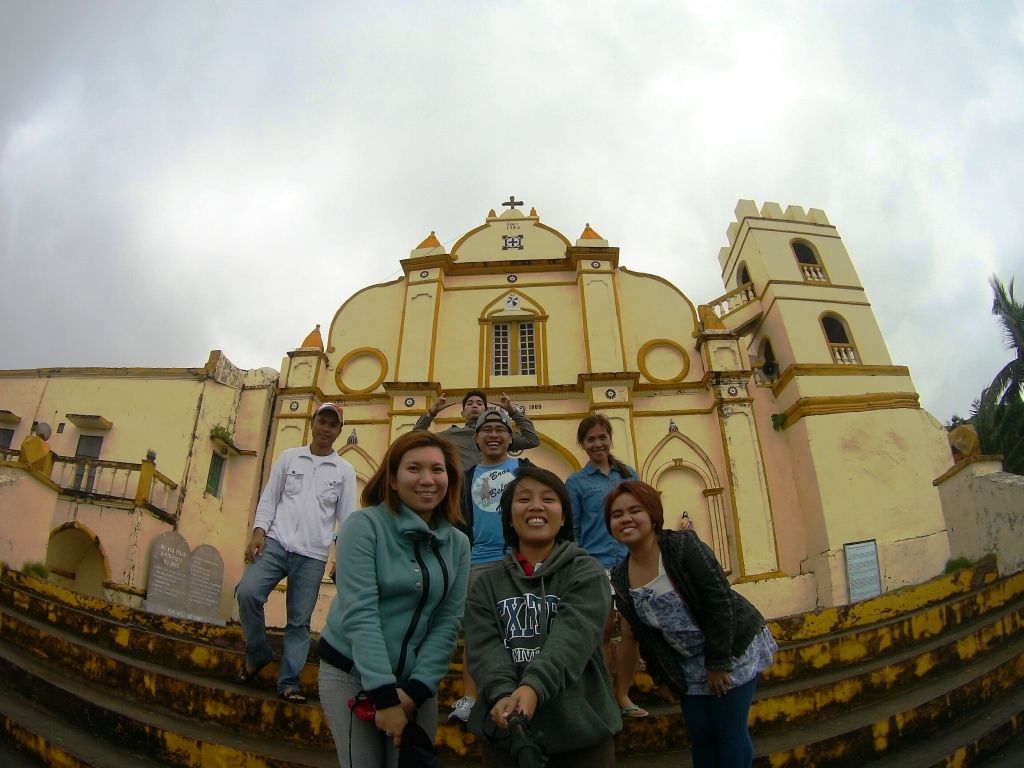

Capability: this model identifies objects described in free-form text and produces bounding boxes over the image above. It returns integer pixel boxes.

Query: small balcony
[6,453,181,524]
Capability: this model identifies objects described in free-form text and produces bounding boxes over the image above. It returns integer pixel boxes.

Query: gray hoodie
[464,540,622,754]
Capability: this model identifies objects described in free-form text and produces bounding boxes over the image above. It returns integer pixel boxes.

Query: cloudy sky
[2,1,1021,422]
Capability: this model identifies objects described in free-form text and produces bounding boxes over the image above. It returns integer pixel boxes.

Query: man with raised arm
[414,389,539,469]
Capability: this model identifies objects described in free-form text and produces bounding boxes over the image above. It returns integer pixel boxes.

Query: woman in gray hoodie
[464,465,622,767]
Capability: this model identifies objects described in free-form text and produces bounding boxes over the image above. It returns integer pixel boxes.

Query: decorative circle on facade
[289,401,299,412]
[728,386,738,396]
[419,270,429,278]
[335,347,388,395]
[507,274,518,283]
[637,339,691,384]
[516,404,526,415]
[404,397,415,408]
[591,261,601,269]
[605,388,617,400]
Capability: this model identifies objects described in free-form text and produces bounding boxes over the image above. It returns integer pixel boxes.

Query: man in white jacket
[235,402,357,703]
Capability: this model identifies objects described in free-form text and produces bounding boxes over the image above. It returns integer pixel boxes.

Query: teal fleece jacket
[464,541,622,753]
[320,502,470,709]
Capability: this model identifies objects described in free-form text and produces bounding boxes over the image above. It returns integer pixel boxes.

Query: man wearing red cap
[236,402,356,703]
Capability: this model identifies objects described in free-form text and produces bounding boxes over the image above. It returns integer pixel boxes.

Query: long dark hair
[362,431,465,527]
[576,413,633,478]
[498,465,575,551]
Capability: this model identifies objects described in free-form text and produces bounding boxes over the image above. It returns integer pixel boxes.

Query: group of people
[234,391,776,767]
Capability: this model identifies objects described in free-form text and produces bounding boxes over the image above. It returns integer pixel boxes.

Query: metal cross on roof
[502,196,524,210]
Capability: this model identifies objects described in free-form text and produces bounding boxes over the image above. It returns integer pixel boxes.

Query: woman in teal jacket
[318,430,470,767]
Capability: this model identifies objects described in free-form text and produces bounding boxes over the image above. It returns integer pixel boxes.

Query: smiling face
[476,422,512,463]
[581,423,612,466]
[389,446,449,522]
[608,492,656,548]
[509,477,565,551]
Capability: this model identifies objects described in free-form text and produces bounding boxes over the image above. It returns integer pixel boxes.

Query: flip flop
[236,658,271,685]
[278,689,308,704]
[620,704,650,719]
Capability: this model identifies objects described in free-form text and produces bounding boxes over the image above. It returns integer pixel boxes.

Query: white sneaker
[448,696,475,723]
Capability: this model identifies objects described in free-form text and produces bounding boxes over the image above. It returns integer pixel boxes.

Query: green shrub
[944,556,974,574]
[21,561,49,579]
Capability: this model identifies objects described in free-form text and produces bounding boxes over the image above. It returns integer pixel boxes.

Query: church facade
[0,198,955,621]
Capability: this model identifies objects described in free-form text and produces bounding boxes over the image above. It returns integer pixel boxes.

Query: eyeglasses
[477,426,511,435]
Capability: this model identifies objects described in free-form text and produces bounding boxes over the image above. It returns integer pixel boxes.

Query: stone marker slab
[185,544,224,624]
[144,532,225,625]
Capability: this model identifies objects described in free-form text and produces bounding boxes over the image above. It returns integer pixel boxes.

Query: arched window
[792,241,829,283]
[480,291,547,385]
[738,263,752,288]
[755,337,779,384]
[821,314,859,364]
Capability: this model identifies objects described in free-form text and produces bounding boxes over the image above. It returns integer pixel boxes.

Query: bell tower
[707,200,952,606]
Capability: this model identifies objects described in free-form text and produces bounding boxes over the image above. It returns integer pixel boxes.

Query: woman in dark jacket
[605,480,776,768]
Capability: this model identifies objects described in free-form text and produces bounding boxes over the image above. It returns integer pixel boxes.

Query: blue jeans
[680,675,758,768]
[236,536,326,693]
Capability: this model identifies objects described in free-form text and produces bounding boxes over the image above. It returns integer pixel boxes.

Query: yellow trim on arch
[637,339,691,384]
[335,347,389,395]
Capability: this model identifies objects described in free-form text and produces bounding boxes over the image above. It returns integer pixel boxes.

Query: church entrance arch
[511,433,579,480]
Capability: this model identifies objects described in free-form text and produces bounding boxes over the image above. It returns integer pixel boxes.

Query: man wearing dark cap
[236,402,356,703]
[414,389,539,469]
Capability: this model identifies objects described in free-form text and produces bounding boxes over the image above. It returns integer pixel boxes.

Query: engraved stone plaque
[184,544,224,624]
[844,540,881,603]
[144,533,226,625]
[144,531,190,616]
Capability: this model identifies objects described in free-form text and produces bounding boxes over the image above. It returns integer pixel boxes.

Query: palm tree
[977,276,1024,473]
[981,277,1024,409]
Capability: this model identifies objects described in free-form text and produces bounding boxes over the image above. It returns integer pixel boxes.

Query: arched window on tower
[821,314,859,364]
[792,241,829,283]
[755,337,779,384]
[738,262,753,289]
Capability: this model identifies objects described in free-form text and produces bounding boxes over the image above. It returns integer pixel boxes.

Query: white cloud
[0,1,1020,422]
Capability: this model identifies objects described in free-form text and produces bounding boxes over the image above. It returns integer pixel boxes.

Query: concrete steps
[1,561,1023,766]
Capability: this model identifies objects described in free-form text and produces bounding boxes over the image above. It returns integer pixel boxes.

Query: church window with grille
[492,321,536,376]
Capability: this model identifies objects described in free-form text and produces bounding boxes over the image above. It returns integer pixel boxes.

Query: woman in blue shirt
[566,413,648,719]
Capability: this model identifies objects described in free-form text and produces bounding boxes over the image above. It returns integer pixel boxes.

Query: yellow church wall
[450,210,570,263]
[727,223,863,290]
[762,297,893,367]
[0,373,206,481]
[794,408,952,603]
[326,278,406,395]
[616,270,702,384]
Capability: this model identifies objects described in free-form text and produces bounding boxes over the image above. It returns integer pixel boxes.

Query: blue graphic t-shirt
[471,458,519,564]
